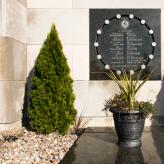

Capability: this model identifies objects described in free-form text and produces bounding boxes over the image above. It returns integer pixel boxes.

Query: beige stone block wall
[27,9,88,45]
[2,0,26,43]
[0,120,22,131]
[17,0,26,7]
[0,81,25,123]
[0,1,2,36]
[73,0,164,8]
[72,45,89,80]
[0,0,26,130]
[0,38,26,81]
[73,81,119,117]
[25,0,164,127]
[161,44,164,77]
[27,0,72,9]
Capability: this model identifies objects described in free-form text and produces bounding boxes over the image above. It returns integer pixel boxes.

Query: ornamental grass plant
[103,69,156,117]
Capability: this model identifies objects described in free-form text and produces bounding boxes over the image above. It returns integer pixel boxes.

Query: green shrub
[28,24,77,134]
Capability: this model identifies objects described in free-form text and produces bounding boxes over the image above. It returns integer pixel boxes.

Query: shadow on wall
[153,77,164,126]
[22,68,34,130]
[151,78,164,163]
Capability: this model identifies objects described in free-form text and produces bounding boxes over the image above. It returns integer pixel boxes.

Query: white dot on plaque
[105,65,110,70]
[152,42,156,47]
[130,70,134,75]
[149,29,153,34]
[116,14,121,19]
[105,19,110,24]
[129,14,134,19]
[141,20,146,24]
[97,29,102,34]
[149,54,154,59]
[117,70,121,75]
[141,64,146,69]
[94,42,99,47]
[97,55,102,59]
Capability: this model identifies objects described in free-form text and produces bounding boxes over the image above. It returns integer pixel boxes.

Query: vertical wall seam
[1,0,3,36]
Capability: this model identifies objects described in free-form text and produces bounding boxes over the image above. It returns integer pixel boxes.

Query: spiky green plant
[106,69,153,110]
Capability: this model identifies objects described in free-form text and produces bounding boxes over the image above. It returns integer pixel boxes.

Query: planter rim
[110,108,142,114]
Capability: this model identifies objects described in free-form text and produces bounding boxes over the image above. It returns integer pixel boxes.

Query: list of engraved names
[109,31,144,69]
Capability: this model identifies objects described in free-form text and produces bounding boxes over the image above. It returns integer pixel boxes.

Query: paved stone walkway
[61,127,164,164]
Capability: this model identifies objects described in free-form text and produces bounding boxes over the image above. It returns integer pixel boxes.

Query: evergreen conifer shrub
[28,24,77,134]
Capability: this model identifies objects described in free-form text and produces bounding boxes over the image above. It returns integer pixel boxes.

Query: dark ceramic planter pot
[111,109,145,148]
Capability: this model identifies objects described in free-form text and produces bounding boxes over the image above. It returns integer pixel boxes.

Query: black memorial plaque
[90,9,161,80]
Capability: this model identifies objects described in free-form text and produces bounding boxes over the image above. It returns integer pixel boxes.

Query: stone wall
[26,0,164,127]
[0,0,26,130]
[0,0,164,130]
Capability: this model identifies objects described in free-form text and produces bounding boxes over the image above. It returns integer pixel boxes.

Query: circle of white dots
[95,16,156,72]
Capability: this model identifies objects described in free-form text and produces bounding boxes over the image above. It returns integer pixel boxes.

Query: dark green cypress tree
[28,24,77,134]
